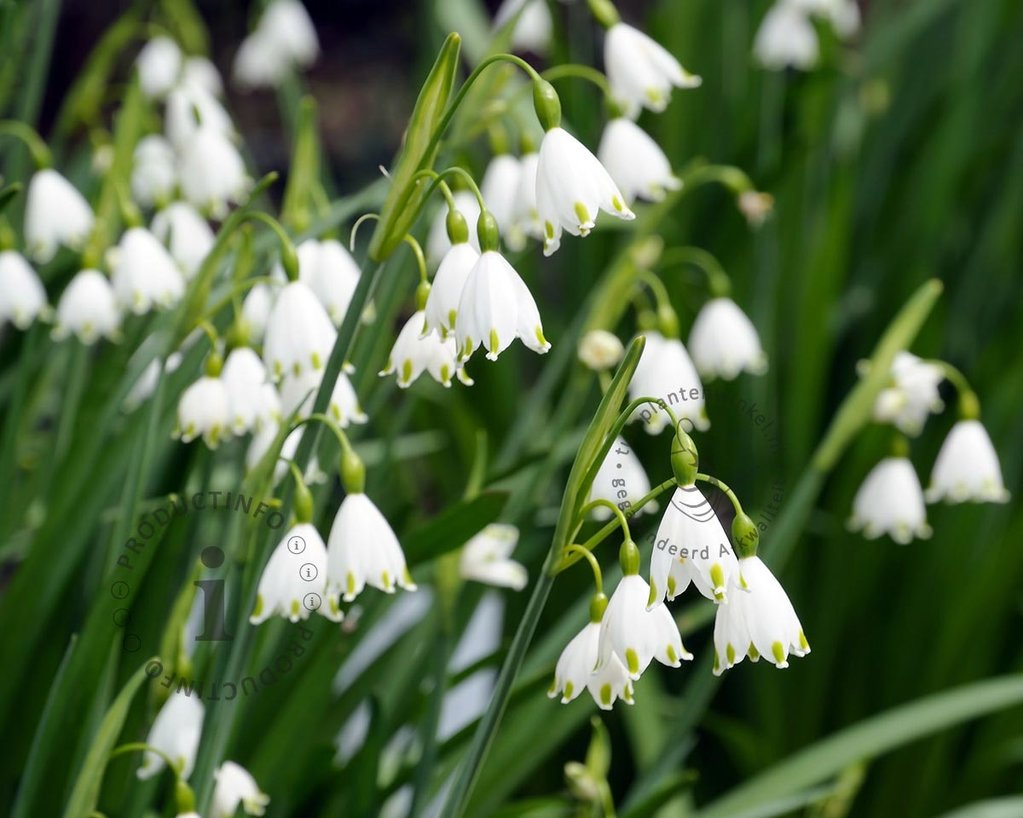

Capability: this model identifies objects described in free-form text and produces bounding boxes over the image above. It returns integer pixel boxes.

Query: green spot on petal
[666,644,678,663]
[564,681,574,700]
[574,201,591,226]
[544,221,555,239]
[647,581,658,607]
[799,631,809,650]
[488,328,499,356]
[625,648,640,675]
[726,643,736,664]
[448,308,457,329]
[772,641,786,665]
[748,644,760,661]
[252,595,264,618]
[290,599,300,617]
[401,359,413,384]
[611,194,625,213]
[346,572,357,596]
[600,683,612,706]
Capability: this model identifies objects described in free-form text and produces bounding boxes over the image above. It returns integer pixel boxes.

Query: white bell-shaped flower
[24,169,95,263]
[0,251,47,329]
[240,268,286,343]
[871,352,944,437]
[548,621,634,710]
[210,761,270,818]
[326,492,416,601]
[52,269,121,344]
[182,56,224,97]
[178,126,249,218]
[422,242,479,338]
[925,419,1010,504]
[136,36,182,99]
[251,523,340,624]
[455,250,550,361]
[480,154,522,239]
[578,329,625,372]
[713,555,809,674]
[788,0,860,36]
[165,83,234,149]
[848,456,931,544]
[176,375,232,448]
[508,150,542,250]
[124,351,183,411]
[279,367,367,428]
[597,118,681,205]
[245,421,326,485]
[136,694,204,780]
[598,574,691,680]
[110,227,185,314]
[426,191,481,266]
[459,524,527,590]
[131,135,177,208]
[221,347,280,434]
[151,202,215,278]
[586,436,655,521]
[629,330,709,433]
[536,126,635,256]
[649,485,740,605]
[263,281,337,380]
[260,0,319,67]
[296,238,361,324]
[688,298,768,380]
[233,30,291,90]
[604,22,701,118]
[380,310,472,388]
[754,3,819,71]
[494,0,553,54]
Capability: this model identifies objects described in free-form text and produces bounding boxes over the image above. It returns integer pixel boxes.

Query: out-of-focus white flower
[754,3,819,71]
[650,485,740,605]
[251,523,341,624]
[423,242,479,339]
[24,169,94,263]
[598,574,691,679]
[136,694,204,780]
[480,154,522,240]
[131,135,177,208]
[296,239,361,324]
[629,330,709,433]
[848,456,931,544]
[165,83,233,149]
[871,352,944,437]
[604,22,701,118]
[150,202,215,278]
[178,126,249,218]
[221,347,279,433]
[210,761,270,818]
[536,126,635,257]
[136,37,182,99]
[110,227,185,314]
[459,524,527,590]
[240,268,287,343]
[688,298,767,380]
[124,351,183,411]
[263,281,337,380]
[245,421,326,485]
[456,250,550,361]
[549,621,634,710]
[738,191,775,226]
[233,30,292,91]
[232,0,318,90]
[508,150,541,250]
[327,493,416,602]
[597,118,681,205]
[52,270,120,344]
[578,329,625,371]
[176,375,232,447]
[713,555,809,675]
[926,419,1010,504]
[587,436,655,521]
[279,367,367,428]
[182,56,224,97]
[380,310,472,388]
[0,251,47,329]
[789,0,861,37]
[494,0,553,54]
[426,191,481,266]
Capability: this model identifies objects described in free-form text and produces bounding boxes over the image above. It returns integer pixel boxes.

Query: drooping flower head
[629,330,709,433]
[754,3,819,71]
[871,352,945,437]
[251,522,341,624]
[597,117,681,205]
[110,227,186,314]
[210,761,270,818]
[848,456,932,544]
[688,297,768,381]
[151,202,215,279]
[263,281,337,380]
[137,694,205,780]
[459,524,528,590]
[926,419,1010,504]
[0,251,48,330]
[24,169,94,263]
[380,309,473,388]
[52,269,121,344]
[604,22,701,117]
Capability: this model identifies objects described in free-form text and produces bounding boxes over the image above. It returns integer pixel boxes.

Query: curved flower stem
[237,211,299,281]
[576,499,633,545]
[658,246,732,298]
[540,64,612,101]
[695,472,744,516]
[202,275,280,322]
[108,741,181,774]
[0,120,52,168]
[926,359,980,419]
[412,166,487,213]
[562,544,604,595]
[634,269,676,313]
[401,234,429,284]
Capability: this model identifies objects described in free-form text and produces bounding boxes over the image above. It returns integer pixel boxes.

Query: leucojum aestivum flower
[0,0,1012,816]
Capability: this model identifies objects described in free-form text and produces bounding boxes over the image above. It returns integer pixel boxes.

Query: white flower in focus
[176,375,232,447]
[279,367,367,427]
[649,485,740,605]
[296,239,361,324]
[925,419,1010,504]
[52,270,120,344]
[222,347,280,433]
[598,574,691,679]
[110,227,185,314]
[597,118,681,205]
[456,250,550,361]
[380,310,472,388]
[165,83,234,149]
[848,457,931,544]
[327,493,416,602]
[178,126,249,218]
[587,436,655,521]
[494,0,553,54]
[136,37,182,99]
[131,135,177,208]
[713,555,809,674]
[0,251,47,329]
[509,150,541,250]
[24,169,95,263]
[423,242,479,338]
[263,281,337,380]
[210,761,270,818]
[536,126,635,257]
[629,331,709,433]
[480,154,522,240]
[426,191,481,266]
[754,3,819,71]
[251,523,340,624]
[871,352,944,436]
[688,298,768,380]
[136,694,204,780]
[183,56,224,97]
[548,621,634,710]
[578,329,625,371]
[459,524,527,590]
[604,22,701,117]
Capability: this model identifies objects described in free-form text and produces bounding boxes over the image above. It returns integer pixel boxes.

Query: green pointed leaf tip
[369,33,462,261]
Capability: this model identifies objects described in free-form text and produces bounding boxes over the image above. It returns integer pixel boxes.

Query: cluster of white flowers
[754,0,861,71]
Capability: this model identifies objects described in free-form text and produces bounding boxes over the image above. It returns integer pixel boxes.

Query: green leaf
[405,490,509,565]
